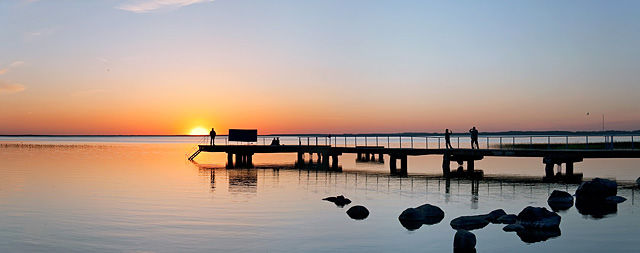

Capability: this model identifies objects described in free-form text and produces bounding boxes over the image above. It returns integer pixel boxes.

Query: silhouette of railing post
[632,136,635,149]
[586,136,589,149]
[365,136,368,146]
[487,137,490,149]
[547,136,550,149]
[387,136,390,148]
[499,137,502,149]
[411,136,413,148]
[399,136,402,148]
[457,136,460,148]
[376,136,379,146]
[425,137,428,149]
[529,136,533,149]
[512,136,515,150]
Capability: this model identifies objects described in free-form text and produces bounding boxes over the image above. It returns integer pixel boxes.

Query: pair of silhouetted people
[270,138,281,146]
[445,129,453,149]
[469,126,479,149]
[210,128,216,145]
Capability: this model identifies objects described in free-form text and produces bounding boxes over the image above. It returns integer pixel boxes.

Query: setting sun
[189,127,209,136]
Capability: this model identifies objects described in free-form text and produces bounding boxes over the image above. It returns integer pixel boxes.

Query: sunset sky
[1,0,639,135]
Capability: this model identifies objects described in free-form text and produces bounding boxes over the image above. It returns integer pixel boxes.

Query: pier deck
[190,144,640,178]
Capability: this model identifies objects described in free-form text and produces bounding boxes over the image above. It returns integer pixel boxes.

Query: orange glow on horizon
[189,127,209,136]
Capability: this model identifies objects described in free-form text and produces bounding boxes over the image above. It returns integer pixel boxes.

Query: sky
[1,0,639,135]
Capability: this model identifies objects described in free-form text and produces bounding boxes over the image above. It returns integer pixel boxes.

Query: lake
[1,136,638,252]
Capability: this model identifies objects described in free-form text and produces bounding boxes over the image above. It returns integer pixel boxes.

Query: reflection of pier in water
[194,162,637,210]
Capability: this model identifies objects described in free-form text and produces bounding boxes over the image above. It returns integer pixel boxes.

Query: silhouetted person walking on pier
[445,129,453,149]
[469,127,479,149]
[210,128,216,145]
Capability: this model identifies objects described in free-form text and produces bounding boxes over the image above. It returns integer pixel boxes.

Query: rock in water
[503,224,525,232]
[516,206,561,229]
[322,195,352,207]
[636,177,639,187]
[575,178,617,201]
[398,203,445,230]
[605,196,626,204]
[547,190,574,211]
[346,205,369,220]
[496,214,517,224]
[453,230,476,252]
[485,209,507,223]
[450,215,490,230]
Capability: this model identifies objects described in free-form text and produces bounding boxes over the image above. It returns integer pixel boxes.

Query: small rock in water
[636,177,639,187]
[547,190,574,211]
[605,196,627,204]
[453,230,476,252]
[322,195,352,207]
[503,224,525,232]
[516,206,561,229]
[450,215,490,230]
[496,214,517,224]
[346,205,369,220]
[485,209,507,223]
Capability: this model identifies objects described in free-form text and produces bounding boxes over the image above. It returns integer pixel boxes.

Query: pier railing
[204,134,638,150]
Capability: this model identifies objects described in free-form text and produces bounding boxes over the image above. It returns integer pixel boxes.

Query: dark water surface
[1,138,638,252]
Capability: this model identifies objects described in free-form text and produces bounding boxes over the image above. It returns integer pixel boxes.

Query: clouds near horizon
[117,0,214,13]
[0,81,26,94]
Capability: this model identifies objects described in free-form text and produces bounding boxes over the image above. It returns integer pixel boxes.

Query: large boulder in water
[453,230,476,252]
[547,190,574,211]
[450,215,490,230]
[575,178,617,201]
[398,204,445,230]
[346,205,369,220]
[516,206,561,229]
[323,195,351,207]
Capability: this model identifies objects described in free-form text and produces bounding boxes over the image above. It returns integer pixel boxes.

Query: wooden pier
[189,144,640,178]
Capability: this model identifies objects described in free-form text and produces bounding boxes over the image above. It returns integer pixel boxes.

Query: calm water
[1,137,639,252]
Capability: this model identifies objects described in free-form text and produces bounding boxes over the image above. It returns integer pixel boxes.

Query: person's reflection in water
[471,180,479,209]
[445,179,451,204]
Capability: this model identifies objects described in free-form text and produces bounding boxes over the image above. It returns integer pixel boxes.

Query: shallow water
[1,138,638,252]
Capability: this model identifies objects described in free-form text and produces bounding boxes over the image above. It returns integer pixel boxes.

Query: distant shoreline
[1,130,639,137]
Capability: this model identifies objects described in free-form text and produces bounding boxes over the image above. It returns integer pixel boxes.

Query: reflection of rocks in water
[346,205,369,220]
[398,204,445,230]
[453,230,476,253]
[228,169,258,193]
[575,199,617,219]
[516,227,561,243]
[547,190,574,212]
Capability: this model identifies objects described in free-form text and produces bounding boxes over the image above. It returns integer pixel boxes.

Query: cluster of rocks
[323,195,369,220]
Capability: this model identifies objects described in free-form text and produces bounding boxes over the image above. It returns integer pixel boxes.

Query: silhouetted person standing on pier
[445,129,453,149]
[210,128,216,145]
[469,127,479,149]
